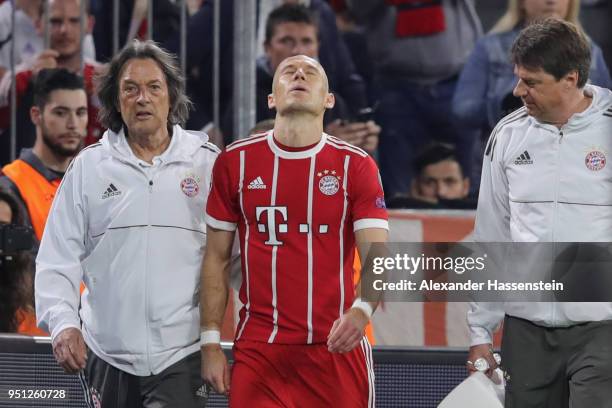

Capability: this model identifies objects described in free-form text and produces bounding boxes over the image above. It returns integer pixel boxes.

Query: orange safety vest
[16,308,48,336]
[2,159,60,241]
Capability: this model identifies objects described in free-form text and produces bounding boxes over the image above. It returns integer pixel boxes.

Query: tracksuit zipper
[551,129,564,323]
[125,159,155,375]
[145,173,153,374]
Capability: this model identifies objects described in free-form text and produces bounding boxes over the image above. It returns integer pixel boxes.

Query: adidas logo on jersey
[101,183,122,199]
[248,176,267,190]
[514,151,533,165]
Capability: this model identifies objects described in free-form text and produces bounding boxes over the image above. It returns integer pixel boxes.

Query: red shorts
[229,338,375,408]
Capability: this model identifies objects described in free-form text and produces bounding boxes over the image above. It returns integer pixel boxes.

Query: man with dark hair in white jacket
[468,19,612,407]
[35,40,219,407]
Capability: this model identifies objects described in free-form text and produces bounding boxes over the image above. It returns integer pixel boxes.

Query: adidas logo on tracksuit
[101,183,122,199]
[195,385,209,399]
[247,176,267,190]
[514,151,533,165]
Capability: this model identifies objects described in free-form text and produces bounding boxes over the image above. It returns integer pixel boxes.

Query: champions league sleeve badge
[317,169,341,196]
[585,149,606,171]
[180,173,201,197]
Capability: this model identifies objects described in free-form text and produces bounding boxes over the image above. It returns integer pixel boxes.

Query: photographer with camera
[0,188,40,335]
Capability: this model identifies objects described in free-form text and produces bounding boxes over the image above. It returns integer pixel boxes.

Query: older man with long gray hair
[35,40,218,408]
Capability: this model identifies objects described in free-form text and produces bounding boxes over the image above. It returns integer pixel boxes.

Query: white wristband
[351,298,373,319]
[200,330,221,346]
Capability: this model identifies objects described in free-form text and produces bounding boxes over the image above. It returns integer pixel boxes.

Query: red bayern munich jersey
[205,131,388,344]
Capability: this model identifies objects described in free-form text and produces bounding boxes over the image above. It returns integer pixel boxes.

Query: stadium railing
[0,334,469,408]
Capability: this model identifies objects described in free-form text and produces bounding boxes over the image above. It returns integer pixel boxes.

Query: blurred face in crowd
[415,160,469,201]
[30,89,88,157]
[522,0,570,21]
[269,55,334,117]
[48,0,90,58]
[265,22,319,73]
[513,64,578,123]
[0,200,11,224]
[118,58,170,138]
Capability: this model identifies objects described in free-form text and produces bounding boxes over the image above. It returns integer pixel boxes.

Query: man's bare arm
[354,227,389,310]
[327,227,388,353]
[200,225,235,395]
[200,226,234,330]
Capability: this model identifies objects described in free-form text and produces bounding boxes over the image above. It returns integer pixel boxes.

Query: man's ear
[563,70,580,90]
[324,92,335,109]
[30,106,42,126]
[268,93,276,110]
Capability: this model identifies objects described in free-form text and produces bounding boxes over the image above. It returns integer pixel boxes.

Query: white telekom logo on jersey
[256,206,329,246]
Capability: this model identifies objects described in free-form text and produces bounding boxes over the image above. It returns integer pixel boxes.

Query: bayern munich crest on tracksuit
[90,387,102,408]
[585,150,606,171]
[181,175,200,197]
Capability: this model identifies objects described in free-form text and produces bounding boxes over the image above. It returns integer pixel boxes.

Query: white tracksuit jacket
[468,85,612,345]
[35,125,219,375]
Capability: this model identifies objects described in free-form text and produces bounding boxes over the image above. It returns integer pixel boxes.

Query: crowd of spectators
[0,0,610,238]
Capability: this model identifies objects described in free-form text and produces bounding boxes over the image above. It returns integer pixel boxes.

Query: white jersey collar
[267,130,327,159]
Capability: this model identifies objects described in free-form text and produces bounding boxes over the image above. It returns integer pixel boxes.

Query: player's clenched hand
[201,344,230,396]
[52,327,87,374]
[327,307,369,353]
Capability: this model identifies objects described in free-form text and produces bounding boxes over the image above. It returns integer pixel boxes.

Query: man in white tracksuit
[35,40,218,407]
[467,19,612,407]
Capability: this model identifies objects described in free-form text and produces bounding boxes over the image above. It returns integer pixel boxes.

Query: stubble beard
[41,123,83,158]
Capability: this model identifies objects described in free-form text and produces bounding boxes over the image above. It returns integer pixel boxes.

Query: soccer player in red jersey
[200,54,388,407]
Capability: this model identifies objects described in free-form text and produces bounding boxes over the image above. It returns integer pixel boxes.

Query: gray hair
[96,40,192,132]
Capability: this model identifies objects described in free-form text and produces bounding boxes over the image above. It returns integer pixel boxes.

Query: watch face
[474,357,489,372]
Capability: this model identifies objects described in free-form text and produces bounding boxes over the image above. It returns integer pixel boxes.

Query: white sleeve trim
[467,302,504,346]
[205,213,237,231]
[469,325,493,346]
[353,218,389,232]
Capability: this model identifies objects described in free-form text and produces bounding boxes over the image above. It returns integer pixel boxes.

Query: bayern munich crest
[585,150,606,171]
[318,170,341,196]
[180,175,200,197]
